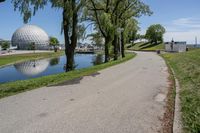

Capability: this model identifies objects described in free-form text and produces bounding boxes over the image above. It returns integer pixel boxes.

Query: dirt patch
[160,62,176,133]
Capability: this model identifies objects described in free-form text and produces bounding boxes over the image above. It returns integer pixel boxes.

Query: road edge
[160,55,183,133]
[171,69,183,133]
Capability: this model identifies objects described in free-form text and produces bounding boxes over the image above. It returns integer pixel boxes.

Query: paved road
[0,52,169,133]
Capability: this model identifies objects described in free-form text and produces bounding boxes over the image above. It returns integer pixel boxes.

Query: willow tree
[87,0,115,62]
[111,0,152,59]
[88,0,152,61]
[120,19,139,57]
[12,0,86,71]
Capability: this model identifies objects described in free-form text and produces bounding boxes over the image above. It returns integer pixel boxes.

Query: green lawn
[162,49,200,133]
[0,53,136,99]
[128,42,164,51]
[0,51,64,67]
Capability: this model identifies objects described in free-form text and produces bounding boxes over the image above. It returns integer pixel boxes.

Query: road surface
[0,52,169,133]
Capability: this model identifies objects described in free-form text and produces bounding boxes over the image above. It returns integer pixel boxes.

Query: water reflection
[92,54,104,65]
[14,59,49,76]
[49,58,60,66]
[0,54,104,83]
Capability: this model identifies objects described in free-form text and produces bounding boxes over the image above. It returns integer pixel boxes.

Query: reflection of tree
[92,54,104,65]
[50,58,60,66]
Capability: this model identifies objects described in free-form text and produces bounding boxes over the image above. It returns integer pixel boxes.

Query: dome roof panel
[11,25,49,49]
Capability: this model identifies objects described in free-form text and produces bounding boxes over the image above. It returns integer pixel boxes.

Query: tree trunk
[66,47,75,71]
[113,34,118,60]
[121,32,125,58]
[63,6,71,71]
[104,36,110,63]
[63,0,78,71]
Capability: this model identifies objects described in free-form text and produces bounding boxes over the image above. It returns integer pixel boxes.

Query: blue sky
[0,0,200,44]
[139,0,200,44]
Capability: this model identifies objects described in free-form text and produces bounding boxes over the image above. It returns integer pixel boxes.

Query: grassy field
[162,49,200,133]
[128,42,164,51]
[0,53,136,99]
[0,51,64,67]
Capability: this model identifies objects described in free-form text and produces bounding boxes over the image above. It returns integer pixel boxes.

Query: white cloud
[172,18,200,28]
[164,30,200,44]
[164,17,200,44]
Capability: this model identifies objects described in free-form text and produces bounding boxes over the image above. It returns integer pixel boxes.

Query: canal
[0,54,104,83]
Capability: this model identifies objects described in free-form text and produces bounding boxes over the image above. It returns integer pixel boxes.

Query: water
[0,54,104,83]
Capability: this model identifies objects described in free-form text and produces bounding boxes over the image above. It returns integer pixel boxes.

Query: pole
[195,36,197,47]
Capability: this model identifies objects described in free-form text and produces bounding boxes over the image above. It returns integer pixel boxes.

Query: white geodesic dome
[11,25,49,50]
[14,59,49,76]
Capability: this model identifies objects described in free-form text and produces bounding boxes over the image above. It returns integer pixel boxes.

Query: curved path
[0,52,169,133]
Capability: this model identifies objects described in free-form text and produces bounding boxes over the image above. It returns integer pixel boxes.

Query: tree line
[1,0,153,71]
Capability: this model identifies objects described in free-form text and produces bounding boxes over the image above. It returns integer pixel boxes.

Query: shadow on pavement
[48,72,100,87]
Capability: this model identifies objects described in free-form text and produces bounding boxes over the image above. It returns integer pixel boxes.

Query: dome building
[12,25,49,50]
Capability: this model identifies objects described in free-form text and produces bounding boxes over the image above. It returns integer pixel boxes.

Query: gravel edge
[172,69,183,133]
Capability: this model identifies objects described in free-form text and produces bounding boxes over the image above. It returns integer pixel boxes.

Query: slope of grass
[128,42,164,51]
[143,43,164,50]
[0,53,136,99]
[162,49,200,133]
[0,51,64,67]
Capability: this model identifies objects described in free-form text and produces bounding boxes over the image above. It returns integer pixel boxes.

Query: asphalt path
[0,52,169,133]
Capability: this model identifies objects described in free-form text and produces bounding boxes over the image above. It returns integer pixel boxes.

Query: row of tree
[2,0,152,71]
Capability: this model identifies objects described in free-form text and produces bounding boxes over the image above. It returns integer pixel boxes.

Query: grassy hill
[162,49,200,133]
[127,42,164,51]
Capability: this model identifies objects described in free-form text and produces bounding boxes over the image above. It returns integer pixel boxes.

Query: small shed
[165,40,187,52]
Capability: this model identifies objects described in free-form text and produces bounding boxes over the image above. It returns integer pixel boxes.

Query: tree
[12,0,87,71]
[120,19,139,57]
[88,0,152,61]
[115,0,152,59]
[49,36,59,52]
[1,41,10,50]
[145,24,166,45]
[87,0,115,62]
[88,32,103,48]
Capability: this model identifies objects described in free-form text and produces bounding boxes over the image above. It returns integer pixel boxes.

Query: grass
[0,53,136,99]
[128,42,164,51]
[162,49,200,133]
[0,51,64,67]
[161,55,176,133]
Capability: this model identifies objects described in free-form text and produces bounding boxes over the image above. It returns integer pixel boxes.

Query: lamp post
[117,28,124,57]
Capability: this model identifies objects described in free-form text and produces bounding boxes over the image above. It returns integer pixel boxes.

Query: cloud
[172,18,200,28]
[164,30,200,44]
[164,17,200,44]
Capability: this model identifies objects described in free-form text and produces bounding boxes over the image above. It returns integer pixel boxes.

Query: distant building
[165,40,187,52]
[12,25,50,50]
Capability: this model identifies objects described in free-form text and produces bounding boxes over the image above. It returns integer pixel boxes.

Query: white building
[12,25,50,50]
[165,40,187,52]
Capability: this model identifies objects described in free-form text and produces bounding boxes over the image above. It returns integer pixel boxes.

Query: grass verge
[0,53,136,99]
[0,51,64,67]
[160,55,176,133]
[162,49,200,133]
[128,42,164,51]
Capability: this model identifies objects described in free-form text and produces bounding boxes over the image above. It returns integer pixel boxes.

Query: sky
[0,0,200,44]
